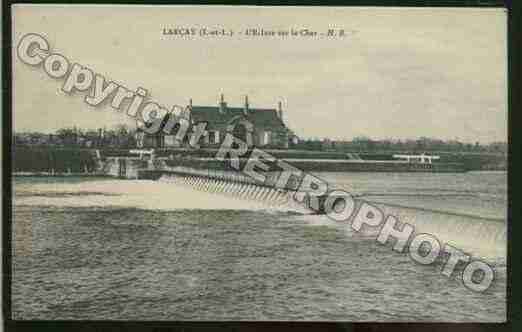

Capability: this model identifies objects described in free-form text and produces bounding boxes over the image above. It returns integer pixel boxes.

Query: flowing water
[12,171,507,321]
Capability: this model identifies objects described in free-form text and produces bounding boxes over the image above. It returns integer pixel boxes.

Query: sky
[12,5,507,143]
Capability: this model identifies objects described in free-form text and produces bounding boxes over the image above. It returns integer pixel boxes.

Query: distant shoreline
[12,172,109,177]
[12,170,507,178]
[12,146,507,173]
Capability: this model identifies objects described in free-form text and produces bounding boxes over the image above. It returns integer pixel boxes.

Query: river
[12,171,507,321]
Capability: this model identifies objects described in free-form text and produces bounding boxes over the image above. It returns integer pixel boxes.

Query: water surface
[12,172,507,321]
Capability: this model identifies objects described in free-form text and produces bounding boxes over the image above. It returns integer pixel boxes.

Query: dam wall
[163,157,467,173]
[102,157,157,179]
[12,147,505,176]
[97,148,506,171]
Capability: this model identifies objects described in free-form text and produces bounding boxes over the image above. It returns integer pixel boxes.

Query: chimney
[243,95,249,116]
[189,98,193,109]
[278,101,283,120]
[219,93,227,114]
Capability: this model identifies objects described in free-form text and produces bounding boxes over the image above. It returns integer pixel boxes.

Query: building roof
[190,106,288,131]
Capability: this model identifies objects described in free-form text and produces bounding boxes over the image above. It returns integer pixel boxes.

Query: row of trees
[14,125,137,148]
[14,126,507,154]
[294,136,507,154]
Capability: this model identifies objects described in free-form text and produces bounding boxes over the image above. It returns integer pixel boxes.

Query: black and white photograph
[9,4,508,322]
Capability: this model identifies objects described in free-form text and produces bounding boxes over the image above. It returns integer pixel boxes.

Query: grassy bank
[12,147,507,173]
[154,148,507,171]
[13,147,98,173]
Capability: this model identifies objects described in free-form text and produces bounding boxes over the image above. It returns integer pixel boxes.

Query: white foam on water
[372,202,507,260]
[291,199,506,260]
[15,176,507,260]
[14,178,308,214]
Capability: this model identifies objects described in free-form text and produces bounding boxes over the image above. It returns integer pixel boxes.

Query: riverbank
[95,147,510,171]
[13,172,109,177]
[12,146,507,174]
[13,147,98,173]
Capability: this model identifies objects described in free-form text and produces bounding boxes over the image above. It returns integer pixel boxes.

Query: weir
[77,151,507,264]
[138,165,355,215]
[99,151,506,258]
[138,166,506,256]
[158,172,296,208]
[138,166,314,212]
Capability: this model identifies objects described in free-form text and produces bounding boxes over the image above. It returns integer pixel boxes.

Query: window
[136,132,145,148]
[164,135,179,147]
[262,131,271,146]
[209,130,220,144]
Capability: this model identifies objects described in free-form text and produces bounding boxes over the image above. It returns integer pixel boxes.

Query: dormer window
[262,131,271,146]
[208,130,220,144]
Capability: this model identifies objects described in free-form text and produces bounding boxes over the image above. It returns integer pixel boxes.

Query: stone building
[136,94,293,149]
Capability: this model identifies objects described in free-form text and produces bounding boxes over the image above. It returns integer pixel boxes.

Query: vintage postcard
[10,4,507,322]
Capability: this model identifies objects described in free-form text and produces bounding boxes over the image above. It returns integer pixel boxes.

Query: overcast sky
[13,5,507,143]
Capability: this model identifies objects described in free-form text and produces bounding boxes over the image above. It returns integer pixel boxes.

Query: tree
[56,127,77,146]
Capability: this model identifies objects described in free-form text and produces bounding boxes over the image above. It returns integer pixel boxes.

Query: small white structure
[393,153,440,164]
[129,149,155,160]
